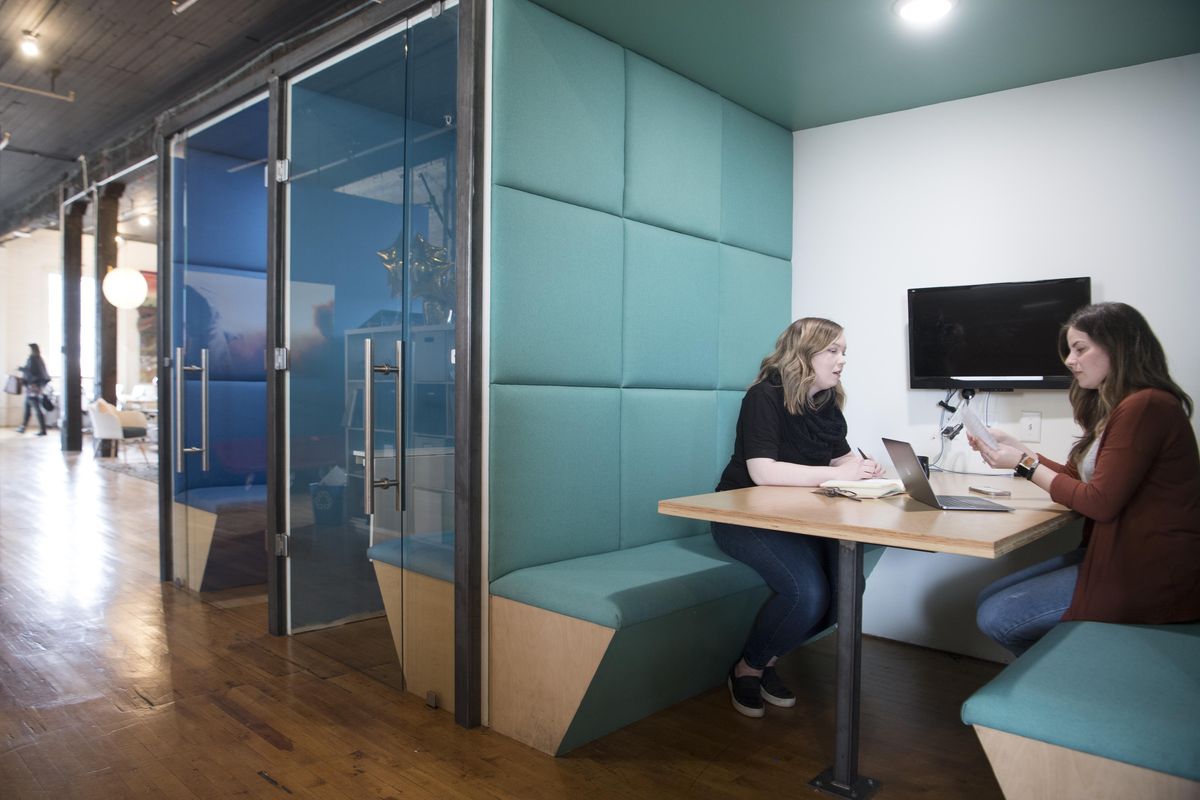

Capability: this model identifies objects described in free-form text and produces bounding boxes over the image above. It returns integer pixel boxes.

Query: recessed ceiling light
[20,31,40,57]
[895,0,956,24]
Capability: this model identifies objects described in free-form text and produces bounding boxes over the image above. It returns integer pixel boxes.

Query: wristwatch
[1014,454,1040,480]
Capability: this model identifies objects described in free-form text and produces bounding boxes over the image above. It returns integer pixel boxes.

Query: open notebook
[818,478,905,499]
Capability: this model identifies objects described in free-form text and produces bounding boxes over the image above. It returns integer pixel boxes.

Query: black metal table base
[809,768,880,799]
[808,539,879,799]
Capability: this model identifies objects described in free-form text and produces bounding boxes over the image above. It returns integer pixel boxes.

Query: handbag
[41,394,55,412]
[3,374,22,395]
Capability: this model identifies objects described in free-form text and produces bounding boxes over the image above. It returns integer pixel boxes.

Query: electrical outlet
[1019,411,1042,443]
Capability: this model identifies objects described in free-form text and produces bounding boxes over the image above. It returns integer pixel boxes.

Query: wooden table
[659,472,1077,799]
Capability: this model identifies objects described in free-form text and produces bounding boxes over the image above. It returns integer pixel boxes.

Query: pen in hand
[858,447,884,478]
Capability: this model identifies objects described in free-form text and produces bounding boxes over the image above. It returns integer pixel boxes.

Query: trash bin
[310,482,344,525]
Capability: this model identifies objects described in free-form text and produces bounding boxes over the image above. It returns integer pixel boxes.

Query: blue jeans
[976,548,1085,657]
[711,521,839,669]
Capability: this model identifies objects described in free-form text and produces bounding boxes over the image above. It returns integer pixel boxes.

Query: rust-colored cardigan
[1040,389,1200,623]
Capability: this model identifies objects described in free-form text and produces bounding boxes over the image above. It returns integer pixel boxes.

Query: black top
[20,354,50,390]
[717,373,850,491]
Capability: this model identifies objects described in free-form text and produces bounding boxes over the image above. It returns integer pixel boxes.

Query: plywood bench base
[974,725,1200,800]
[373,561,455,713]
[489,596,614,755]
[488,588,766,755]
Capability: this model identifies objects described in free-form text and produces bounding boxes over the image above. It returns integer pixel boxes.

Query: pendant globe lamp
[101,265,148,309]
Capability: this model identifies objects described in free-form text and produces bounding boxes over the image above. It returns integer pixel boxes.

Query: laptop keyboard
[940,495,1005,510]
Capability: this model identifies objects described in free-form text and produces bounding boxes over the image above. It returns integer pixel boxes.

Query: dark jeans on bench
[712,521,839,669]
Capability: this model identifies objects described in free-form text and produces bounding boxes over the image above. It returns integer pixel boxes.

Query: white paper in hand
[960,404,999,449]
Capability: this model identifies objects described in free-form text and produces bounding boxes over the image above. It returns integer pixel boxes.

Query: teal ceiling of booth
[530,0,1200,131]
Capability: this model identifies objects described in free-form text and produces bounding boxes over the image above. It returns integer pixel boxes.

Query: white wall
[792,54,1200,661]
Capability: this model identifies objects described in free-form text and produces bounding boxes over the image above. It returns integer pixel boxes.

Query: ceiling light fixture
[138,214,152,227]
[171,0,201,15]
[102,266,148,309]
[12,230,32,238]
[19,31,40,57]
[894,0,956,24]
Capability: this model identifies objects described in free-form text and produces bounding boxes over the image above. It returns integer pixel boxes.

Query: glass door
[281,2,458,671]
[168,97,271,594]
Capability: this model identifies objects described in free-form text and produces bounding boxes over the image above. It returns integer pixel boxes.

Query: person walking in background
[16,343,51,436]
[712,317,884,718]
[970,302,1200,656]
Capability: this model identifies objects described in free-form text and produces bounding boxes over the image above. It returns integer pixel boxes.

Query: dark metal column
[810,540,879,799]
[94,181,125,414]
[265,76,289,637]
[61,200,88,452]
[156,136,174,583]
[453,0,485,730]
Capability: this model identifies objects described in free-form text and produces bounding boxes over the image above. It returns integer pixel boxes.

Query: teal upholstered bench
[962,621,1200,799]
[487,0,802,758]
[489,535,883,755]
[366,533,456,712]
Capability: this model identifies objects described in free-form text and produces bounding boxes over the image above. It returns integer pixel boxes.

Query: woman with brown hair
[16,343,51,436]
[713,317,883,717]
[971,302,1200,656]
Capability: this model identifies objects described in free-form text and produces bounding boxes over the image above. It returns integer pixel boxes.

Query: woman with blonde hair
[971,302,1200,656]
[713,317,883,717]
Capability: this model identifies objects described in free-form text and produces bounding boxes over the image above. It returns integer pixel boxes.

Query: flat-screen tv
[908,277,1091,391]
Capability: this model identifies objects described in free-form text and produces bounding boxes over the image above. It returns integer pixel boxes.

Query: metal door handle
[175,346,209,473]
[363,338,403,515]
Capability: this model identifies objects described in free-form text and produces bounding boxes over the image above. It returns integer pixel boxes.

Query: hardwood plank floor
[0,429,1006,798]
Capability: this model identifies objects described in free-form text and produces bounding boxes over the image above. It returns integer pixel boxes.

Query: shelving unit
[344,322,454,533]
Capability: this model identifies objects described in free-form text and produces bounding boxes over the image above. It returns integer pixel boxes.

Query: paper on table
[819,479,905,499]
[959,404,999,449]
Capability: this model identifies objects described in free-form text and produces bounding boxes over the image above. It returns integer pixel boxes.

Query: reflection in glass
[285,7,458,634]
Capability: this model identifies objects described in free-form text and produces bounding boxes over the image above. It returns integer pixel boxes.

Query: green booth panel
[557,585,769,754]
[716,389,746,475]
[717,244,792,390]
[491,186,624,387]
[489,384,621,580]
[489,533,766,630]
[491,0,625,214]
[721,100,794,260]
[620,389,718,549]
[622,220,719,389]
[962,621,1200,781]
[623,52,722,240]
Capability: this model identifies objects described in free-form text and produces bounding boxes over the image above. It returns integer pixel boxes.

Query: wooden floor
[0,429,1007,799]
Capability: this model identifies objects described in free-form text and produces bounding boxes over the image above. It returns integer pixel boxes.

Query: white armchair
[89,399,150,463]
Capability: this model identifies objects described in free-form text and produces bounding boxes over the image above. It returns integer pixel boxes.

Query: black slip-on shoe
[760,666,796,708]
[728,668,765,718]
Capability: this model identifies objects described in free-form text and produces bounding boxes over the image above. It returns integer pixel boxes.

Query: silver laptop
[881,438,1012,512]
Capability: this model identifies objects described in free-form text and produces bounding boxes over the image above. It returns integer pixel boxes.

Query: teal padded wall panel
[491,0,625,214]
[491,186,624,386]
[622,220,719,389]
[620,389,717,548]
[721,100,794,260]
[490,384,621,579]
[716,390,745,481]
[718,244,792,390]
[623,53,722,239]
